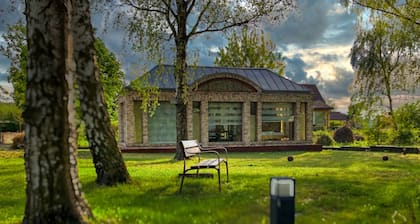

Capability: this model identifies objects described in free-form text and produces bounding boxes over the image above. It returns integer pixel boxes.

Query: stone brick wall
[119,88,313,148]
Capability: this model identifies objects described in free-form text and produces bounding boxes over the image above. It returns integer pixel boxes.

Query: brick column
[187,101,193,139]
[257,101,262,142]
[142,106,148,144]
[306,101,313,141]
[242,101,250,144]
[294,102,301,141]
[118,100,125,144]
[125,95,135,146]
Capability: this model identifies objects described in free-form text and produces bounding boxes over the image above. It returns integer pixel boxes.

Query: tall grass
[1,149,419,223]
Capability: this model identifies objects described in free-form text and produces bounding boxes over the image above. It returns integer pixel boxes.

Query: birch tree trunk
[173,0,189,161]
[71,0,130,185]
[23,0,92,222]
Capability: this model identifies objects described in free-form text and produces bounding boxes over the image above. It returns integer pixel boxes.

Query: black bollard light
[270,177,295,224]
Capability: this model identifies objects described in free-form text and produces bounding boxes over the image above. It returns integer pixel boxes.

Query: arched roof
[143,65,310,93]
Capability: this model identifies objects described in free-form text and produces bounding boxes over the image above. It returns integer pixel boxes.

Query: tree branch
[189,15,258,37]
[123,0,167,14]
[353,0,420,26]
[187,1,210,39]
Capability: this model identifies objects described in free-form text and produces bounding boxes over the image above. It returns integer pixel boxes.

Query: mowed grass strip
[1,149,419,224]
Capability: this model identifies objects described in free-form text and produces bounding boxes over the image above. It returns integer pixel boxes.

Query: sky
[0,0,357,113]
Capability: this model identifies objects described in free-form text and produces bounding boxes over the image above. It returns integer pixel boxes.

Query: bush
[11,133,25,149]
[316,134,334,146]
[333,126,354,143]
[393,128,419,145]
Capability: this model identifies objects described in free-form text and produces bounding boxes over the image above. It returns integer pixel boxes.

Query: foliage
[128,75,160,117]
[94,39,125,122]
[348,0,420,125]
[0,23,124,122]
[350,19,418,124]
[214,27,285,75]
[316,133,334,146]
[365,114,395,145]
[0,22,27,108]
[333,126,354,143]
[2,150,420,223]
[393,101,420,145]
[346,0,420,28]
[0,103,23,131]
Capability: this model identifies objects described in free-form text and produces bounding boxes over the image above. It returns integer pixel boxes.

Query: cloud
[0,0,358,113]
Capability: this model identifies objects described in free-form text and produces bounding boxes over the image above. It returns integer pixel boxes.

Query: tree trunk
[23,0,92,222]
[174,1,189,161]
[71,0,131,185]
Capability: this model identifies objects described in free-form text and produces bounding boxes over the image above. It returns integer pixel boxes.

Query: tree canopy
[0,22,27,108]
[214,28,285,75]
[1,23,124,122]
[348,0,420,125]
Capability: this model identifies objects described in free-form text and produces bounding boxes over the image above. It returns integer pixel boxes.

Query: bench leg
[179,172,186,193]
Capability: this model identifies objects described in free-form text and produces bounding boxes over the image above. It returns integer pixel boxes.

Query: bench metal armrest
[196,150,221,162]
[201,146,228,161]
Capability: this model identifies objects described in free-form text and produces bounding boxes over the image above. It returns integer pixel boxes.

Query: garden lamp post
[270,177,295,224]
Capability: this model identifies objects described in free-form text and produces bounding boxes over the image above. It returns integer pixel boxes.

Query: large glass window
[148,102,176,144]
[192,101,201,141]
[250,102,257,142]
[262,103,294,141]
[208,102,242,142]
[313,111,326,130]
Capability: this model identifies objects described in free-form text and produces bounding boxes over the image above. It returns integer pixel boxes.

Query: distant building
[119,65,315,150]
[301,84,333,130]
[329,111,349,129]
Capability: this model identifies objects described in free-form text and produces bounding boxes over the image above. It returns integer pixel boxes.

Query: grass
[1,149,420,223]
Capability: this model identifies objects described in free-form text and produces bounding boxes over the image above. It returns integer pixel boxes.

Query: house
[329,111,349,129]
[301,84,333,130]
[119,65,315,150]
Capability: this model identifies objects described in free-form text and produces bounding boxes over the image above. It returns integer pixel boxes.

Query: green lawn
[1,149,419,224]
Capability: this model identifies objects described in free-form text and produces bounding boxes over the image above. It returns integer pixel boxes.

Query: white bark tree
[24,0,92,222]
[72,0,131,186]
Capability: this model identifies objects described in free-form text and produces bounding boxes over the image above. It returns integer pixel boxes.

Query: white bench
[179,140,229,192]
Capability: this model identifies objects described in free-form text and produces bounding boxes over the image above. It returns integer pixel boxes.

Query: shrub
[333,126,354,143]
[11,133,25,149]
[393,128,418,145]
[316,133,334,146]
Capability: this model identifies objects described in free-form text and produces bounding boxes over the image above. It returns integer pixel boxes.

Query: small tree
[214,27,285,75]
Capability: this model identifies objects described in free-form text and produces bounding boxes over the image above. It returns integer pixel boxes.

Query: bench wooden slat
[191,158,225,169]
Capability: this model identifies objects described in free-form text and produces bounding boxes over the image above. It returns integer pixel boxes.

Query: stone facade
[119,71,314,149]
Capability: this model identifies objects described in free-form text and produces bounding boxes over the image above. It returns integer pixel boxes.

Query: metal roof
[143,65,310,93]
[301,84,333,110]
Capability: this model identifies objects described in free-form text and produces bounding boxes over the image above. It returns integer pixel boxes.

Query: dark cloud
[284,55,319,84]
[265,0,355,49]
[265,0,330,48]
[318,68,354,99]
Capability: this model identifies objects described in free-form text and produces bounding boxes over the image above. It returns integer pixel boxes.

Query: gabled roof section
[330,111,349,121]
[143,65,310,93]
[301,84,333,110]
